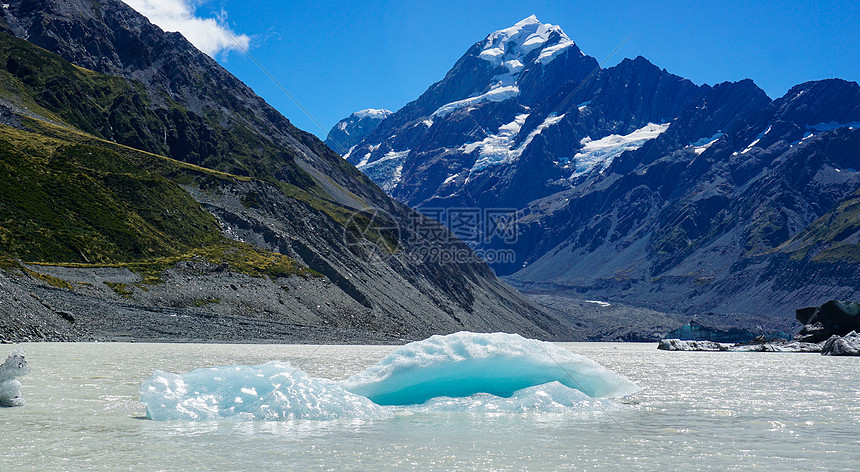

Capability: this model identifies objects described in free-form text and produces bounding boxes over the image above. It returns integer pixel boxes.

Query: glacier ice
[463,113,567,173]
[413,381,625,414]
[139,361,388,421]
[139,332,640,421]
[355,149,410,191]
[432,85,520,117]
[572,123,670,178]
[340,332,640,405]
[0,347,30,407]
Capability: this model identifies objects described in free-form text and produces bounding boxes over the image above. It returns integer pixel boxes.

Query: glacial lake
[1,342,857,471]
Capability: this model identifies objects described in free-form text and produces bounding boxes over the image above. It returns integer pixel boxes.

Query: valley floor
[521,289,800,342]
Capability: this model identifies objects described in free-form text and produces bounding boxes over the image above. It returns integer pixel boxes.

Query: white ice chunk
[140,361,389,421]
[139,332,639,421]
[0,348,31,407]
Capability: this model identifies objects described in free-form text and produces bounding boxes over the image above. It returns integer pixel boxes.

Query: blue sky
[125,0,860,139]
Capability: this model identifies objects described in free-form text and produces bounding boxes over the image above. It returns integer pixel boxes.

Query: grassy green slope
[0,115,315,276]
[0,120,220,262]
[0,31,343,206]
[0,30,394,273]
[782,188,860,263]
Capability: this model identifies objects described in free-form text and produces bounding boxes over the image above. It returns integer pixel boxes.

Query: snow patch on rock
[572,122,670,177]
[432,86,520,117]
[690,132,725,155]
[357,149,411,191]
[463,113,566,172]
[352,109,393,120]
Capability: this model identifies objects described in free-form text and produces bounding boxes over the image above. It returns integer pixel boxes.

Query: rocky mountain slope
[0,2,571,342]
[339,15,860,326]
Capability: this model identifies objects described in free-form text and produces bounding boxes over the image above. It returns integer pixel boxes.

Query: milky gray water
[1,342,857,470]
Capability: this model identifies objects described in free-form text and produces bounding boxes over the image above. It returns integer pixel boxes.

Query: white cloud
[122,0,250,57]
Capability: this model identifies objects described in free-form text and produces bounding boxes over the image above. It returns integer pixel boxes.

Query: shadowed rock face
[795,300,860,343]
[0,2,576,342]
[506,80,860,321]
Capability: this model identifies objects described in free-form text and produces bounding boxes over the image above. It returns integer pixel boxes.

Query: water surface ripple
[1,342,857,470]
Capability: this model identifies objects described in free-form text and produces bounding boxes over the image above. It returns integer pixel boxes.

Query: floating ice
[139,332,640,421]
[412,381,624,414]
[139,361,388,421]
[340,332,640,406]
[0,348,30,407]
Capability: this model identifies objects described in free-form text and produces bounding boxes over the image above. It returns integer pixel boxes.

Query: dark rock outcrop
[795,300,860,343]
[664,321,771,344]
[659,301,860,354]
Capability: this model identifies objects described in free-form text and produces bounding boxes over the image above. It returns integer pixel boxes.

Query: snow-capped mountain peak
[478,15,577,68]
[352,109,393,120]
[325,108,393,155]
[429,16,581,118]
